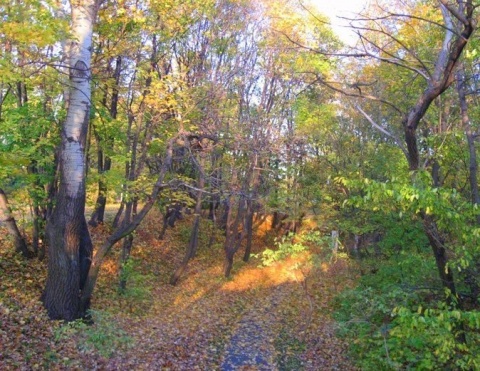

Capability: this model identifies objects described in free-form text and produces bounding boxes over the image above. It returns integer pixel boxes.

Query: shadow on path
[220,286,289,371]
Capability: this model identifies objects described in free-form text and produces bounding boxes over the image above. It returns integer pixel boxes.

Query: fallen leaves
[0,211,357,369]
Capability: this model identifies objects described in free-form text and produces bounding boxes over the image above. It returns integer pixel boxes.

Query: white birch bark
[63,0,95,199]
[43,0,98,321]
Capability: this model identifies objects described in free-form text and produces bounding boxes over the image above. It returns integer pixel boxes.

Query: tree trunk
[422,216,459,300]
[219,198,230,232]
[79,134,176,312]
[456,64,480,302]
[397,3,475,311]
[170,155,205,285]
[456,65,480,220]
[0,188,30,257]
[223,196,246,277]
[88,133,111,227]
[119,234,134,291]
[158,205,170,240]
[243,156,260,262]
[88,168,108,226]
[32,204,46,259]
[170,215,200,285]
[42,0,98,321]
[112,199,124,228]
[119,200,136,291]
[243,208,253,262]
[89,56,121,227]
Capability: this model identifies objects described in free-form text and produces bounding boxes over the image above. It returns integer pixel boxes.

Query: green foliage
[339,171,480,273]
[334,250,480,370]
[388,306,480,370]
[254,231,331,267]
[55,310,134,358]
[118,259,154,313]
[254,237,309,267]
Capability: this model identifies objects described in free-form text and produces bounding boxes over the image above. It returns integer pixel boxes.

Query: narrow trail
[0,212,357,370]
[220,286,287,370]
[100,234,357,370]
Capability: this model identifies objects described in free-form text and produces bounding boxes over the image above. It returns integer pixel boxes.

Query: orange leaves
[0,209,356,369]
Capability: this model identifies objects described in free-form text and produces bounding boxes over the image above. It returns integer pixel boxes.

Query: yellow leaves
[148,0,214,37]
[262,0,336,52]
[0,0,67,48]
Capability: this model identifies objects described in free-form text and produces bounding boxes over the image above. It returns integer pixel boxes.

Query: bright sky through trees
[312,0,370,43]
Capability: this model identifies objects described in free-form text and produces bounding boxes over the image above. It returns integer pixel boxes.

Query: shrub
[55,310,134,358]
[333,251,480,370]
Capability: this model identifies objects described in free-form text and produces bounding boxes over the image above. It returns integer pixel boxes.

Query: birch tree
[42,0,100,320]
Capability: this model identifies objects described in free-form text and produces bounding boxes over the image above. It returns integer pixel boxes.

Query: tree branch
[355,104,408,157]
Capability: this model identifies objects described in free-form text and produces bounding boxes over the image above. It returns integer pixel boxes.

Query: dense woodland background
[1,0,480,369]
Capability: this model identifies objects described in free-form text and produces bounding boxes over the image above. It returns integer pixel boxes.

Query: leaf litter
[0,210,357,369]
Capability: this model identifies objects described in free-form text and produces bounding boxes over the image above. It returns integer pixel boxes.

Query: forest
[1,0,480,369]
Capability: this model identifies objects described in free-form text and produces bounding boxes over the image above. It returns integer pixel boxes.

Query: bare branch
[355,32,431,80]
[315,77,403,114]
[355,104,408,157]
[438,0,469,25]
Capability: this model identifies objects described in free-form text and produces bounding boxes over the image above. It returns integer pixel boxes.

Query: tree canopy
[1,0,480,369]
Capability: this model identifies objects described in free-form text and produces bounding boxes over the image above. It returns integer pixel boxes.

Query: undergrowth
[55,310,134,358]
[334,251,480,370]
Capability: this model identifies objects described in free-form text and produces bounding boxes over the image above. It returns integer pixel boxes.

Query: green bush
[388,306,480,370]
[254,231,331,267]
[333,251,480,370]
[55,310,134,358]
[118,258,154,313]
[255,238,309,267]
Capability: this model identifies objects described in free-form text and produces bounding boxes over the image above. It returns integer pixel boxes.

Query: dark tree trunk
[456,66,480,220]
[223,196,246,277]
[112,200,124,228]
[170,215,200,285]
[158,205,171,240]
[219,198,230,232]
[208,150,221,221]
[170,152,206,285]
[80,135,176,311]
[396,3,476,312]
[271,211,279,230]
[89,177,108,226]
[423,216,459,301]
[119,200,135,291]
[158,205,169,240]
[243,158,260,262]
[119,234,134,292]
[44,195,93,320]
[0,188,30,258]
[32,204,46,259]
[208,195,219,221]
[456,65,480,302]
[88,144,111,226]
[243,207,254,262]
[158,203,183,240]
[207,213,217,249]
[89,56,121,227]
[28,150,55,259]
[223,250,235,278]
[38,154,59,262]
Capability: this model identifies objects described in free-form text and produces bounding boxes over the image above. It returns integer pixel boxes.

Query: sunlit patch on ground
[0,209,356,370]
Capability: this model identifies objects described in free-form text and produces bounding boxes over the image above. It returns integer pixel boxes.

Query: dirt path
[220,286,287,370]
[0,213,357,370]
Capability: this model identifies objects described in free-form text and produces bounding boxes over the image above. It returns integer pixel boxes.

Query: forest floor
[0,208,358,370]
